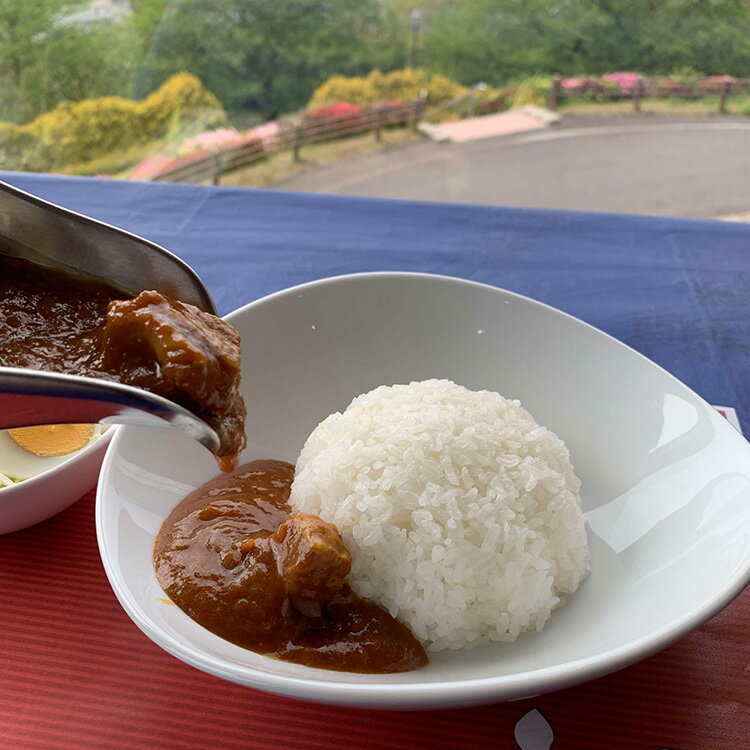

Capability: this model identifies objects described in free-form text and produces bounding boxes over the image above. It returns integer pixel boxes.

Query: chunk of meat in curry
[154,460,428,674]
[273,512,352,612]
[101,291,247,469]
[0,254,246,469]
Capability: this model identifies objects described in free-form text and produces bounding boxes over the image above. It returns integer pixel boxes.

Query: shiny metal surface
[0,369,220,453]
[0,179,221,452]
[0,179,216,311]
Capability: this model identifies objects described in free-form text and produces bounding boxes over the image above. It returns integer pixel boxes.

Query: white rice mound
[289,379,589,652]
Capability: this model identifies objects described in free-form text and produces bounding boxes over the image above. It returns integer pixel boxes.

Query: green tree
[137,0,404,119]
[420,0,750,84]
[421,0,574,83]
[5,0,750,129]
[131,0,170,41]
[0,0,148,122]
[0,0,75,120]
[22,24,143,115]
[563,0,750,75]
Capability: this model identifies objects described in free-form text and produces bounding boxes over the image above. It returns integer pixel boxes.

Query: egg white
[0,425,107,482]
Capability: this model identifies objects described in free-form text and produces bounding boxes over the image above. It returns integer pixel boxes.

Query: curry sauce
[154,460,428,673]
[0,253,246,469]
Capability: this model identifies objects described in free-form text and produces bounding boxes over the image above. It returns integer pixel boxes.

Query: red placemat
[1,490,748,750]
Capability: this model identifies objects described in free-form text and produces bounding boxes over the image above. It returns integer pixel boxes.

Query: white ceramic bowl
[0,427,114,534]
[96,273,750,710]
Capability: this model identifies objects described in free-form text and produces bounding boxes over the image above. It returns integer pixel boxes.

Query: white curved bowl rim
[96,272,750,709]
[0,426,114,534]
[0,426,111,496]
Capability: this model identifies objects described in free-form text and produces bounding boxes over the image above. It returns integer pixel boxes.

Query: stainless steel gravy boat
[0,179,221,454]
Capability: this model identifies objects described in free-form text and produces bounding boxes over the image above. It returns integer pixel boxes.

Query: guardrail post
[632,80,643,112]
[374,107,383,143]
[719,81,731,114]
[212,152,221,185]
[549,75,561,111]
[293,125,302,162]
[411,95,425,132]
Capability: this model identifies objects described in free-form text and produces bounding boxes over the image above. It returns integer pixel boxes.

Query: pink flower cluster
[561,77,594,91]
[178,128,243,156]
[247,121,280,149]
[129,100,401,182]
[130,153,176,180]
[698,75,736,92]
[130,122,283,180]
[559,71,738,101]
[306,102,363,120]
[601,72,643,94]
[560,73,645,95]
[562,78,591,91]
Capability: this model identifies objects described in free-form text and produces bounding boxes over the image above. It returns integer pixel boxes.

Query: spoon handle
[0,368,220,454]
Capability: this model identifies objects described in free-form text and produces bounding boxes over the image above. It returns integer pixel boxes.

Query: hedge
[309,69,466,108]
[0,73,225,172]
[512,76,553,108]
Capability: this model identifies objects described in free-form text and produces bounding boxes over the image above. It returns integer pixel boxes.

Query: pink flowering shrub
[246,121,280,150]
[178,128,243,156]
[131,143,223,180]
[562,77,595,92]
[699,75,736,92]
[306,102,363,120]
[131,121,278,180]
[602,72,644,94]
[305,102,365,134]
[130,153,176,180]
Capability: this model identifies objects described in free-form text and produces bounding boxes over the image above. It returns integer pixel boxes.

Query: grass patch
[559,95,750,117]
[219,126,422,189]
[56,139,165,177]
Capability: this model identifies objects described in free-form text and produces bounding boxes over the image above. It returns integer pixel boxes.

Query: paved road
[274,116,750,218]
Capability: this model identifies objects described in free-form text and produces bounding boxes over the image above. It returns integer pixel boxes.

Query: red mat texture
[1,490,747,750]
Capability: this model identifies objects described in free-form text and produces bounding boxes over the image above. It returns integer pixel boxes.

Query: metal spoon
[0,179,221,453]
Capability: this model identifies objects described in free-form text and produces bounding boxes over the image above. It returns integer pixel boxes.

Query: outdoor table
[1,171,748,749]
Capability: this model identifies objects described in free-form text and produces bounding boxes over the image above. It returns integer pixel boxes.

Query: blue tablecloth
[4,170,749,426]
[3,171,750,748]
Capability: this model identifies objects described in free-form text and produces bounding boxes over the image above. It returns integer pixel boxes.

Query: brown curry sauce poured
[1,254,426,673]
[154,460,428,673]
[0,253,246,469]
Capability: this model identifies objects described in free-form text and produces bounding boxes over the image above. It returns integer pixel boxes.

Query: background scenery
[2,0,750,215]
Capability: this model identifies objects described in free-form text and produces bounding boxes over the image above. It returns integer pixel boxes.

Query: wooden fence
[549,75,750,113]
[152,98,426,185]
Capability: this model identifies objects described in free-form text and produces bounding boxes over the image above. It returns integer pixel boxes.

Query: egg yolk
[7,424,95,457]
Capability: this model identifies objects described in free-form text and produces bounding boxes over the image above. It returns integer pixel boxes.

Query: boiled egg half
[0,424,107,487]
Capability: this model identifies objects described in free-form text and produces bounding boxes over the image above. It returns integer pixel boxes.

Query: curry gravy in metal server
[0,253,247,469]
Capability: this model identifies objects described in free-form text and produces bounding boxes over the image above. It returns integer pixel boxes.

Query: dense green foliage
[135,0,406,119]
[0,0,168,122]
[2,0,750,125]
[511,76,552,108]
[421,0,750,84]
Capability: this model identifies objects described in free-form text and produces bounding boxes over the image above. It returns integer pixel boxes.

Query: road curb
[417,122,451,143]
[520,105,562,124]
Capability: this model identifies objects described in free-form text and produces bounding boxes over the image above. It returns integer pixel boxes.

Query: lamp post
[409,9,422,69]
